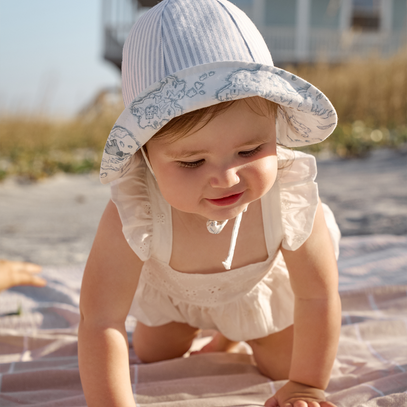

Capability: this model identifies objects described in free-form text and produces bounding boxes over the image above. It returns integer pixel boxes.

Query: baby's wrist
[287,379,324,391]
[283,379,327,399]
[289,371,329,391]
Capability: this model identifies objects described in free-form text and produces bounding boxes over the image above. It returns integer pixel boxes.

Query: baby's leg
[191,331,239,354]
[246,325,293,380]
[132,321,200,363]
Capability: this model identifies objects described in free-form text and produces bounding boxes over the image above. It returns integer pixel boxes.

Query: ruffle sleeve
[277,148,319,251]
[110,153,153,261]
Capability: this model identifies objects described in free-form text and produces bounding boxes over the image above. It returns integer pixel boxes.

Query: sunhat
[100,0,337,184]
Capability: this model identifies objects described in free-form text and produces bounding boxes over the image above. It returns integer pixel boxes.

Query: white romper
[111,148,341,342]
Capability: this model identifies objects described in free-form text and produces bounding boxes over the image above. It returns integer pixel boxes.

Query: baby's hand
[265,380,337,407]
[0,259,46,291]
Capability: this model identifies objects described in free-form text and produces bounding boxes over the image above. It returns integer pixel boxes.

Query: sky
[0,0,121,118]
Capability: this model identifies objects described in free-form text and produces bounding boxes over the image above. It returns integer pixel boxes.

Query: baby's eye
[178,159,205,168]
[239,145,262,157]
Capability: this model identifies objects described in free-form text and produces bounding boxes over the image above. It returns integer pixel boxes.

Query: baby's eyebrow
[238,135,272,148]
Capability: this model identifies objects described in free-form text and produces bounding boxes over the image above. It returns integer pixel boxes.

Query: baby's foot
[191,332,239,355]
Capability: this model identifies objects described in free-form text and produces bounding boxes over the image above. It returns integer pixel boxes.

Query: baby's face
[146,98,278,221]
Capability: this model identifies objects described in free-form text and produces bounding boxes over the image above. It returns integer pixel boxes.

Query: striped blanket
[0,235,406,406]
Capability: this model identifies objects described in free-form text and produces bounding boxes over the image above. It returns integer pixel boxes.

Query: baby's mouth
[207,192,244,206]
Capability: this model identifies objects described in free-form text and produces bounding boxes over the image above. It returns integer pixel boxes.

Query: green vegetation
[1,51,406,181]
[297,121,407,157]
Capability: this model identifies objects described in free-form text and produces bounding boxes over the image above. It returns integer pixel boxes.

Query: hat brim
[100,61,337,184]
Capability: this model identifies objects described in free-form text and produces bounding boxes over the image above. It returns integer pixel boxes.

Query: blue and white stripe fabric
[121,0,273,107]
[100,0,337,184]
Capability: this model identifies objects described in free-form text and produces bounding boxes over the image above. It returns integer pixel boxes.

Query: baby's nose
[210,167,240,188]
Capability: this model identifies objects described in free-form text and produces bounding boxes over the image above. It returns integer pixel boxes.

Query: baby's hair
[145,97,292,171]
[150,96,278,144]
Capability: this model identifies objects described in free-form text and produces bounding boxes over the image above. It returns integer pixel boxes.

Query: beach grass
[1,51,406,181]
[288,48,407,156]
[0,113,118,181]
[287,49,407,128]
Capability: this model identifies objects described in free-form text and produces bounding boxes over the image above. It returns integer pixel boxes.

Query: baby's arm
[79,200,142,407]
[266,201,341,407]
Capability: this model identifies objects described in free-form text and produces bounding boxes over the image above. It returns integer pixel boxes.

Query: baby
[0,259,45,291]
[79,1,341,406]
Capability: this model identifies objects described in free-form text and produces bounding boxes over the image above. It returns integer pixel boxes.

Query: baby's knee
[132,321,199,363]
[247,325,294,348]
[132,333,191,363]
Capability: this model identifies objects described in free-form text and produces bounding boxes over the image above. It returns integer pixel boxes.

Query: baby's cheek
[258,158,278,188]
[158,179,197,212]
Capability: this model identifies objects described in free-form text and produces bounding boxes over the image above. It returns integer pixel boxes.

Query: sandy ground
[316,148,407,236]
[0,148,406,267]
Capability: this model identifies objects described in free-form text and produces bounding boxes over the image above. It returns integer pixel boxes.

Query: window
[351,0,381,31]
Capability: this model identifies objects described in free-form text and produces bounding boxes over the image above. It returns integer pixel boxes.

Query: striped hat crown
[122,0,273,107]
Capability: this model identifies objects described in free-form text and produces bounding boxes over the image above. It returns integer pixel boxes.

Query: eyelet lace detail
[140,256,278,307]
[280,198,291,211]
[143,203,151,216]
[138,239,149,254]
[156,213,165,224]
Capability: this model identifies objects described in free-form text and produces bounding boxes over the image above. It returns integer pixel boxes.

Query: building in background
[103,0,407,69]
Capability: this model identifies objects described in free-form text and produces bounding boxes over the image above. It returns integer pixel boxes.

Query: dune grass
[287,50,407,128]
[1,51,406,181]
[0,113,118,181]
[287,49,407,156]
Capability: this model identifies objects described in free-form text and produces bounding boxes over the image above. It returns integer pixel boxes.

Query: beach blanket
[0,234,406,407]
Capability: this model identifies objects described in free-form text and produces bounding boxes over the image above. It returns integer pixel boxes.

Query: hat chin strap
[140,146,157,180]
[141,146,246,271]
[207,206,248,270]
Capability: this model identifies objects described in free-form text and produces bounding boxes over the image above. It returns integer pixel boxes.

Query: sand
[0,148,406,266]
[316,147,407,236]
